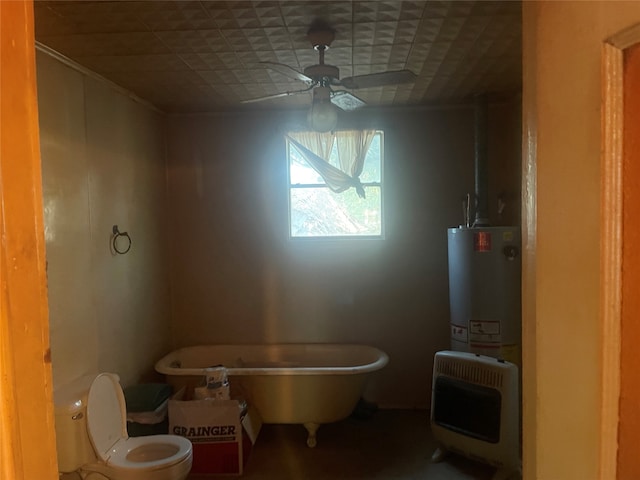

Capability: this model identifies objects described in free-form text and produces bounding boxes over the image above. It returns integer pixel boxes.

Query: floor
[190,409,508,480]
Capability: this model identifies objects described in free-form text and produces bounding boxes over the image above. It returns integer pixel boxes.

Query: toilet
[54,373,192,480]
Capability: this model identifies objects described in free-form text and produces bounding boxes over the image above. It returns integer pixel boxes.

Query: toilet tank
[53,376,98,472]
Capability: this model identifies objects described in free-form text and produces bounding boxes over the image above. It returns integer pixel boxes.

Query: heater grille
[434,355,504,389]
[430,351,520,474]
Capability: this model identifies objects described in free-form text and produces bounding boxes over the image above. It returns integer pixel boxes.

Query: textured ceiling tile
[243,50,296,69]
[273,50,301,66]
[204,4,239,29]
[231,68,267,84]
[253,4,285,25]
[447,1,476,17]
[352,22,379,47]
[484,38,516,59]
[414,17,445,43]
[432,59,463,77]
[74,54,187,73]
[391,84,413,103]
[321,46,352,64]
[433,17,466,43]
[388,43,412,64]
[330,24,354,48]
[408,81,431,103]
[249,26,292,51]
[37,31,171,56]
[353,45,393,65]
[236,49,273,64]
[406,39,432,59]
[34,0,523,112]
[442,44,473,62]
[287,25,313,49]
[352,63,407,77]
[196,68,241,85]
[460,15,495,42]
[264,66,307,86]
[353,1,402,23]
[221,29,255,51]
[280,1,353,27]
[196,70,232,85]
[395,19,421,42]
[238,68,274,84]
[177,53,211,71]
[294,49,320,67]
[332,65,351,80]
[153,29,227,54]
[228,84,253,98]
[480,15,514,40]
[106,69,208,103]
[135,1,215,31]
[420,60,446,77]
[406,56,428,76]
[149,70,210,85]
[471,1,522,16]
[399,2,426,21]
[35,1,147,35]
[422,1,456,19]
[179,52,239,70]
[354,21,414,47]
[425,42,451,62]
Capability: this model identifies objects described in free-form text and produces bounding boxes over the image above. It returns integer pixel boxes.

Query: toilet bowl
[54,373,192,480]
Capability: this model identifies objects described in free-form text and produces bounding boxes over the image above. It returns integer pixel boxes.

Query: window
[287,130,384,238]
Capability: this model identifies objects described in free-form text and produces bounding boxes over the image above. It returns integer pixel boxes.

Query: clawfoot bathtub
[155,344,388,447]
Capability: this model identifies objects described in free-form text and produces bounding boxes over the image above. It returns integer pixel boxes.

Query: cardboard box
[169,388,262,476]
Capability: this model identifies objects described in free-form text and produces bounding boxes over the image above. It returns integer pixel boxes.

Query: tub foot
[304,422,319,448]
[430,447,447,463]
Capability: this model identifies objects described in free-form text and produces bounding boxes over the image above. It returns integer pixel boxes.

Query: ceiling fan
[241,21,417,131]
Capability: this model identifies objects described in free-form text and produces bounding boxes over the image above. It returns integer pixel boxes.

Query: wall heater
[430,351,520,480]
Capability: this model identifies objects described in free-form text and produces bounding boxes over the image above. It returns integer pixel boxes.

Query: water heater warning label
[469,320,501,344]
[469,320,500,335]
[451,324,468,343]
[473,231,492,252]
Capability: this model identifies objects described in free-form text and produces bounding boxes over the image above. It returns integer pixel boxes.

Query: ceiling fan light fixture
[307,86,338,132]
[308,100,338,132]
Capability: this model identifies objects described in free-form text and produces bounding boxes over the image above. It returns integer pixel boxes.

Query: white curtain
[286,130,376,198]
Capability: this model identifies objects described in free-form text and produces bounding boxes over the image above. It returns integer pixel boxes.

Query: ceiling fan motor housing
[304,64,339,83]
[307,28,335,50]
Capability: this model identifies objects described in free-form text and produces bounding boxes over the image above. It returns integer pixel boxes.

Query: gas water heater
[447,226,521,365]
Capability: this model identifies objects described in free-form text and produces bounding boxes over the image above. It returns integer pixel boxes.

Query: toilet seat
[108,435,191,470]
[86,373,192,478]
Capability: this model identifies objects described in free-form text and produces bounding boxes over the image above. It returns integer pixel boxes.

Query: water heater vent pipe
[473,94,490,227]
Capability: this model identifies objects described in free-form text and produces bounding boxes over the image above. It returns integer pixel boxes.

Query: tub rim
[155,343,389,376]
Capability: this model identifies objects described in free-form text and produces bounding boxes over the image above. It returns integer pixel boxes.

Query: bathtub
[155,344,388,447]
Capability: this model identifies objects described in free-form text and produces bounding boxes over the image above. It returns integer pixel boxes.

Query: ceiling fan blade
[331,90,366,111]
[241,86,313,104]
[260,62,314,85]
[339,70,416,90]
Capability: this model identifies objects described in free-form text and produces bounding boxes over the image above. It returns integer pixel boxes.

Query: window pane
[290,186,382,237]
[360,133,381,183]
[289,146,325,185]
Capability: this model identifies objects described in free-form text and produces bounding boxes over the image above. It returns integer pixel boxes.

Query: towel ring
[112,225,131,255]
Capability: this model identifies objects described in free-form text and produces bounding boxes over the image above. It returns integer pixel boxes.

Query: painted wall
[37,51,171,388]
[165,101,520,408]
[523,2,640,479]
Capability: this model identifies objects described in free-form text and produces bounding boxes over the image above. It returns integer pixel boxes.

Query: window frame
[286,129,385,240]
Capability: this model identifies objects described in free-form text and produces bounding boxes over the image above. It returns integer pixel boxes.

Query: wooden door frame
[600,22,640,480]
[0,1,58,478]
